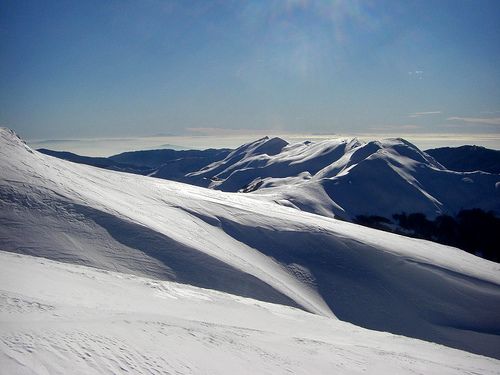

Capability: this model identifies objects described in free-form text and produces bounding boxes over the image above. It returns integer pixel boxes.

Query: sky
[1,0,500,151]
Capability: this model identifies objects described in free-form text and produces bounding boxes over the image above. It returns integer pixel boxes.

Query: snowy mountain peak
[185,136,289,187]
[253,136,289,156]
[377,137,444,169]
[230,136,289,158]
[0,126,18,139]
[0,127,33,154]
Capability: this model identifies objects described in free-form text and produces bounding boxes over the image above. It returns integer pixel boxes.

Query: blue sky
[1,0,500,144]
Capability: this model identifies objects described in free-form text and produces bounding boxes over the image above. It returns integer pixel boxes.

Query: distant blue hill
[37,147,232,181]
[37,149,152,174]
[426,145,500,174]
[109,148,231,169]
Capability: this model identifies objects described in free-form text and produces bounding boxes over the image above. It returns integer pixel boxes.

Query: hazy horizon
[25,131,500,157]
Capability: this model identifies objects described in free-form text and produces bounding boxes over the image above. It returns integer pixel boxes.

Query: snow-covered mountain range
[185,136,500,221]
[1,127,500,372]
[40,135,499,226]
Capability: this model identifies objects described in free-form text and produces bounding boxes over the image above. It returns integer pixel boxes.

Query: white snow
[1,127,500,365]
[186,136,500,220]
[1,251,499,375]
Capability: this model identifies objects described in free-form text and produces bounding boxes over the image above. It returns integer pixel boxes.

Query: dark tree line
[355,209,500,263]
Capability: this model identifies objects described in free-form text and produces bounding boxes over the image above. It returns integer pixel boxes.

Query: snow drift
[1,251,498,374]
[1,128,500,359]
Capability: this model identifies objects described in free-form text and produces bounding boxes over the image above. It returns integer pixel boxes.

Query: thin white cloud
[369,124,421,132]
[447,117,500,126]
[479,110,500,115]
[408,70,425,80]
[408,111,441,118]
[184,127,272,137]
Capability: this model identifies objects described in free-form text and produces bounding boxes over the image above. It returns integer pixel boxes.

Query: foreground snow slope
[1,128,500,358]
[1,251,499,375]
[186,136,500,220]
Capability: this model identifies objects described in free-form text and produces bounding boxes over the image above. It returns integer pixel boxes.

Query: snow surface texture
[1,251,499,375]
[186,136,500,220]
[1,128,500,360]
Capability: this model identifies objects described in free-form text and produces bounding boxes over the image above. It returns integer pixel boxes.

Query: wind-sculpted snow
[1,252,499,375]
[1,128,500,359]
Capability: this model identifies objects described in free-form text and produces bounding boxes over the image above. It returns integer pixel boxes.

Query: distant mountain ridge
[426,145,500,174]
[109,148,232,168]
[38,148,152,174]
[38,147,232,181]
